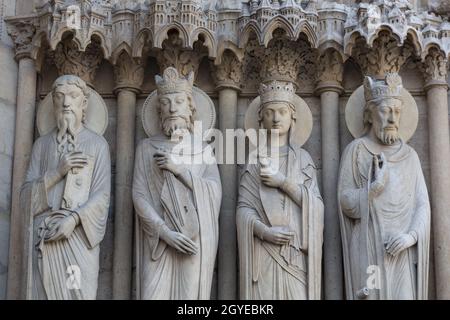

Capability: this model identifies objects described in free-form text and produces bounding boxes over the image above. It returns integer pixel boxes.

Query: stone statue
[22,75,111,299]
[338,73,430,300]
[133,67,221,300]
[237,81,324,300]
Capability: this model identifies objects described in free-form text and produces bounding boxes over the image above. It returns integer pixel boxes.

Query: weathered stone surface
[1,0,450,300]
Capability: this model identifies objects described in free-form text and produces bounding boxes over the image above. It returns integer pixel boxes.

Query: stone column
[423,49,450,300]
[213,52,242,300]
[112,53,145,300]
[315,50,344,300]
[5,22,37,299]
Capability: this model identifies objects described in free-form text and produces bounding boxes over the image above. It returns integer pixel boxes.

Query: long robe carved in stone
[338,138,430,299]
[237,81,324,300]
[338,73,430,300]
[21,76,111,300]
[133,67,221,300]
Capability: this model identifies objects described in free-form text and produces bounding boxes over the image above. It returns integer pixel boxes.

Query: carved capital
[353,31,413,79]
[7,21,36,60]
[315,50,344,94]
[212,51,242,91]
[423,48,448,89]
[53,36,104,86]
[114,52,145,94]
[156,34,208,79]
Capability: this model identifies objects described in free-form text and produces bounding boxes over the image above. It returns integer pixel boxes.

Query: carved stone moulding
[4,0,450,85]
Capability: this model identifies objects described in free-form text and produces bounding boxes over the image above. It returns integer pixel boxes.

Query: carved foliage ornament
[7,21,36,59]
[156,33,209,78]
[353,31,413,79]
[423,48,448,85]
[53,36,104,85]
[114,52,145,92]
[212,50,242,90]
[261,33,303,83]
[316,50,343,85]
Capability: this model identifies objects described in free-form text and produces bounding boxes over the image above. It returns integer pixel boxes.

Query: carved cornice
[4,1,450,78]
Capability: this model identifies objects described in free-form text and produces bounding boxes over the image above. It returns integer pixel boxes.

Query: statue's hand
[154,150,183,176]
[385,233,416,256]
[46,215,77,242]
[57,151,88,177]
[260,170,286,188]
[370,153,388,197]
[262,226,294,246]
[160,229,198,255]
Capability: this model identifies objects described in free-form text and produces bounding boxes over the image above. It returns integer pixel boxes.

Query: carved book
[61,155,94,210]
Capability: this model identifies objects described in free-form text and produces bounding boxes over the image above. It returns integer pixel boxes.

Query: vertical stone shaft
[217,87,238,300]
[319,89,343,300]
[426,82,450,299]
[112,88,137,299]
[6,57,36,299]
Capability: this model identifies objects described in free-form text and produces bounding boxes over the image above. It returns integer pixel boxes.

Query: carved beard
[376,126,400,145]
[162,116,191,137]
[56,111,77,154]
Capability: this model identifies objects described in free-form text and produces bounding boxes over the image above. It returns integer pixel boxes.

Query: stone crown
[364,73,403,102]
[259,81,295,106]
[155,67,194,96]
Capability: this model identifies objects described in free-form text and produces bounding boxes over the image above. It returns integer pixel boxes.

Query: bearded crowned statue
[237,81,324,300]
[21,75,111,299]
[132,67,221,300]
[338,73,430,300]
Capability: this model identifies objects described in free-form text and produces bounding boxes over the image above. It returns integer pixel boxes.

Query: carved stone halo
[142,86,216,139]
[37,87,108,136]
[345,85,418,142]
[244,94,313,147]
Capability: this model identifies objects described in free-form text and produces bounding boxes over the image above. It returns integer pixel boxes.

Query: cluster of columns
[4,29,450,300]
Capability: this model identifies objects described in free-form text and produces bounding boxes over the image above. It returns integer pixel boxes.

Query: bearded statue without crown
[237,80,324,300]
[21,75,111,300]
[338,73,431,300]
[132,67,222,300]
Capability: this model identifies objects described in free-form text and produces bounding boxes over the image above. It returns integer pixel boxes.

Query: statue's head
[155,67,196,137]
[52,75,89,153]
[258,81,297,138]
[363,73,403,145]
